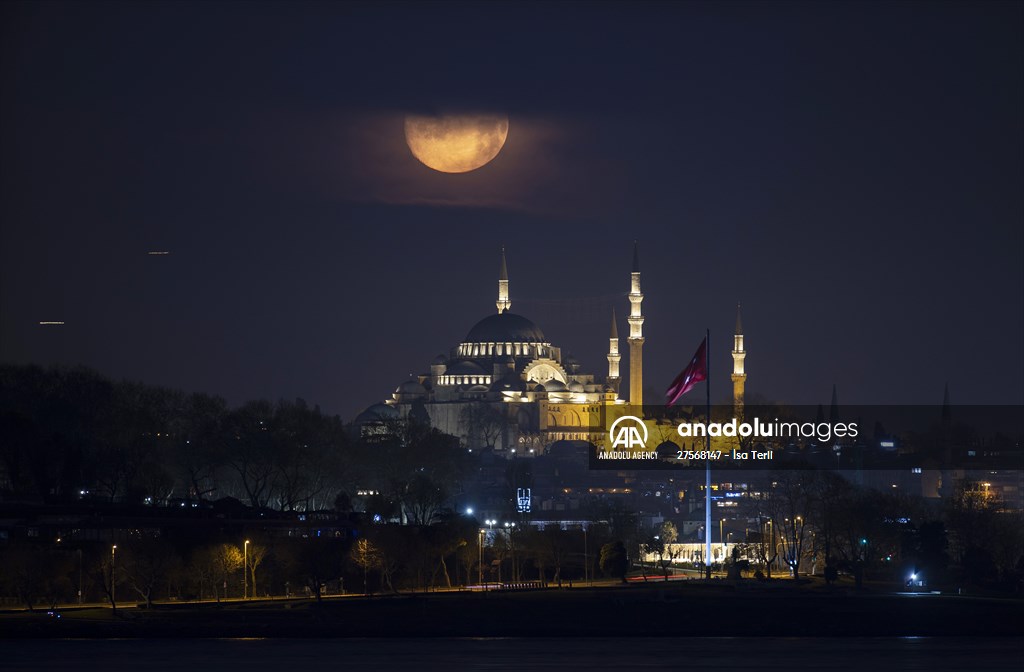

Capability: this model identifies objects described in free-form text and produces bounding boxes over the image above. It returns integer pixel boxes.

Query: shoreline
[4,583,1022,639]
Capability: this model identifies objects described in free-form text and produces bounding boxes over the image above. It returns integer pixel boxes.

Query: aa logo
[609,415,648,449]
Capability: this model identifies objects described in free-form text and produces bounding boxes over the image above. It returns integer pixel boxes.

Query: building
[358,245,655,453]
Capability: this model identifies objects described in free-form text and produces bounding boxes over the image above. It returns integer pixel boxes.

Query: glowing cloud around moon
[404,113,509,173]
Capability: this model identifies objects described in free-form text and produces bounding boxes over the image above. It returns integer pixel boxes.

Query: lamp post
[111,545,117,607]
[793,517,802,575]
[78,548,83,605]
[511,523,517,582]
[504,522,511,584]
[478,528,484,590]
[483,520,495,590]
[244,540,250,600]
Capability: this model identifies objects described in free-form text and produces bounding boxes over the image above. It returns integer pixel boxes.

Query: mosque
[356,244,748,456]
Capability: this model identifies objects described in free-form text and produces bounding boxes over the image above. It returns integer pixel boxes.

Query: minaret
[496,246,510,313]
[627,242,645,406]
[607,308,621,392]
[731,303,746,421]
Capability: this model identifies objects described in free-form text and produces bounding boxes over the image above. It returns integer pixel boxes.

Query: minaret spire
[496,246,510,313]
[607,308,621,391]
[731,302,747,422]
[627,241,645,406]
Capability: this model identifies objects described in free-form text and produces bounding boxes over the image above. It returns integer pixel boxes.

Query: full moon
[404,113,509,173]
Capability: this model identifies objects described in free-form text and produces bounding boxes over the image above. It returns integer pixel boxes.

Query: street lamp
[244,540,250,600]
[111,545,117,607]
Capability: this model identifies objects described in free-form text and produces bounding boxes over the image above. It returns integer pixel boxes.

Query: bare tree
[772,471,814,578]
[459,402,507,450]
[246,543,268,598]
[121,538,178,608]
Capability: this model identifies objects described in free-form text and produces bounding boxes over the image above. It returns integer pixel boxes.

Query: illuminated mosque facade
[357,245,749,456]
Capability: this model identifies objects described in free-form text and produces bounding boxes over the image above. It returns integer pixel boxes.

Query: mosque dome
[355,402,400,424]
[464,312,545,343]
[544,379,568,392]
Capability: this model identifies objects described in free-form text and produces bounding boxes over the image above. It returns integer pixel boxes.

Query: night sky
[1,1,1021,418]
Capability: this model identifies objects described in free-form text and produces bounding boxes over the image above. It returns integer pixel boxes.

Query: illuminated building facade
[360,248,640,453]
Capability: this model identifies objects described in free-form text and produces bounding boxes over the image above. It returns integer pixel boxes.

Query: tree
[370,526,407,592]
[174,392,229,502]
[121,538,178,608]
[245,543,268,598]
[946,480,1001,567]
[768,471,814,578]
[402,473,448,526]
[350,538,381,595]
[808,470,852,583]
[599,541,629,583]
[93,547,122,613]
[425,517,474,589]
[205,543,243,601]
[654,521,680,581]
[459,402,507,450]
[0,543,74,610]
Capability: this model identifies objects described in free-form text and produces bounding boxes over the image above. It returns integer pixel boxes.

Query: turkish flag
[666,337,707,405]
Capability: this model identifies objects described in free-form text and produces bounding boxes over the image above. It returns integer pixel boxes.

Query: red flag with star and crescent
[666,337,707,405]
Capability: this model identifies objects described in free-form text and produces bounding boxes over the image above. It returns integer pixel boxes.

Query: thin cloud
[263,109,626,217]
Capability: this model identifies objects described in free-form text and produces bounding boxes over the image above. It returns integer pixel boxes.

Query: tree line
[0,364,472,518]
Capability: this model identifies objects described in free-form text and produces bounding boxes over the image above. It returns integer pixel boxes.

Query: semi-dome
[568,380,584,393]
[464,312,545,344]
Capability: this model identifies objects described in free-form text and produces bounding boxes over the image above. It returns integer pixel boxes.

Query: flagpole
[705,327,712,580]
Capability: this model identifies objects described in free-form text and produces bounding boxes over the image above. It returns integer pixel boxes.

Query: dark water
[4,638,1022,671]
